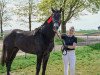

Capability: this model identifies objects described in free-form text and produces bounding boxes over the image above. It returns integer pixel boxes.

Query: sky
[66,11,100,30]
[3,0,100,31]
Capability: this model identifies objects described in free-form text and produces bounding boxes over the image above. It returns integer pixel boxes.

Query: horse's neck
[41,21,55,41]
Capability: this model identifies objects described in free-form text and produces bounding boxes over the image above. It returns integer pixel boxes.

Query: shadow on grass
[87,43,100,51]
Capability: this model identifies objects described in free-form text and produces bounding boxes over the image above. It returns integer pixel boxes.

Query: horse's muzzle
[53,23,59,31]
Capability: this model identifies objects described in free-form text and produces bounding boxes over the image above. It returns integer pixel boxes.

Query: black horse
[1,8,62,75]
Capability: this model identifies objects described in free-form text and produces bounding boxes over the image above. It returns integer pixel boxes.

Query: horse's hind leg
[6,47,19,75]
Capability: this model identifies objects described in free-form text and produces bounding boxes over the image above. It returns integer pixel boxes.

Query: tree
[29,0,32,31]
[87,0,100,13]
[0,0,6,36]
[13,0,36,31]
[38,0,100,33]
[0,0,12,36]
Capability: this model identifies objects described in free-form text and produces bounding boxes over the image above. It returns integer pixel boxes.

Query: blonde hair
[70,26,75,30]
[68,26,75,35]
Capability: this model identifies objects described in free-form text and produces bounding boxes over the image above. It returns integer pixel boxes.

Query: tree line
[0,0,100,36]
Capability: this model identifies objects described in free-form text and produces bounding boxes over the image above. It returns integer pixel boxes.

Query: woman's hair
[69,26,75,32]
[70,26,75,30]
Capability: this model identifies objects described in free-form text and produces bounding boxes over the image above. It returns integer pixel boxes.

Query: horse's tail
[1,44,7,66]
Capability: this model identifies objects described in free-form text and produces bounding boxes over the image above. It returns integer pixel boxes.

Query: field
[75,30,100,35]
[0,43,100,75]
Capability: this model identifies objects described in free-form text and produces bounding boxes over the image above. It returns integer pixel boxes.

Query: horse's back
[4,29,23,41]
[3,29,52,54]
[3,29,42,53]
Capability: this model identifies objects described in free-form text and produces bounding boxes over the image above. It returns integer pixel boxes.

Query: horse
[1,8,62,75]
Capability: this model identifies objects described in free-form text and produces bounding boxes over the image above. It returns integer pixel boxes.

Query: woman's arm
[67,42,77,49]
[67,37,77,49]
[61,34,66,39]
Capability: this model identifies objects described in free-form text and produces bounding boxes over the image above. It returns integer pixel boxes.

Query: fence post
[86,35,89,45]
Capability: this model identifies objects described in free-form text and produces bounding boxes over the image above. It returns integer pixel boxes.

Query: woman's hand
[67,42,77,49]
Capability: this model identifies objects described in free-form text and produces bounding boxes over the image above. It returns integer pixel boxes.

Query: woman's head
[68,26,75,35]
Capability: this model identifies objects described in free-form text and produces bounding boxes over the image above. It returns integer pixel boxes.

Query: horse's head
[51,8,62,32]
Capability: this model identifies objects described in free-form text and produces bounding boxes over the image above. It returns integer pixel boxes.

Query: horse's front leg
[6,61,11,75]
[42,53,50,75]
[36,54,43,75]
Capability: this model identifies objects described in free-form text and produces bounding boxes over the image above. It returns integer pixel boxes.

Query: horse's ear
[60,8,62,13]
[51,7,55,12]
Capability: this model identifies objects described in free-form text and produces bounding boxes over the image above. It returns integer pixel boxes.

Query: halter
[47,17,52,24]
[47,16,61,25]
[45,16,66,55]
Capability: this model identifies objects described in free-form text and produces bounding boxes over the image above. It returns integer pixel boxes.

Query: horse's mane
[33,23,45,32]
[32,16,52,36]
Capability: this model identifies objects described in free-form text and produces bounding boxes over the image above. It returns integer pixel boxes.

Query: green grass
[77,37,85,42]
[75,43,100,75]
[88,43,100,50]
[76,30,100,34]
[0,36,3,40]
[0,55,37,73]
[0,43,100,75]
[54,37,62,45]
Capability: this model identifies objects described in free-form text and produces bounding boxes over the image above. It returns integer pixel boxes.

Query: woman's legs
[62,51,69,75]
[69,50,76,75]
[62,50,76,75]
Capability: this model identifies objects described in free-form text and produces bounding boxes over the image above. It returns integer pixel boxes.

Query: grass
[54,37,62,45]
[0,37,3,40]
[0,52,63,75]
[75,43,100,75]
[76,30,100,35]
[0,43,100,75]
[77,37,85,42]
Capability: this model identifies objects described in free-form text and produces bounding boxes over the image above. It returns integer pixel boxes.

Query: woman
[61,26,77,75]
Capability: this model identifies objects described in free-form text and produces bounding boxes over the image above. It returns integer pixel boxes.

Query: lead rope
[55,31,67,55]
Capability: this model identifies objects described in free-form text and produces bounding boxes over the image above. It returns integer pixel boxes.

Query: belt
[67,49,75,51]
[62,49,75,55]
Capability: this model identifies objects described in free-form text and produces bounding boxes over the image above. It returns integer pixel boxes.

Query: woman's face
[68,28,75,35]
